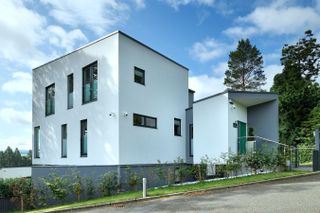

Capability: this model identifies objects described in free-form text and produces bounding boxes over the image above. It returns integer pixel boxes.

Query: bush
[0,178,14,198]
[99,172,119,196]
[174,157,192,183]
[125,167,141,191]
[244,151,264,174]
[10,178,36,211]
[41,173,69,201]
[69,171,83,201]
[85,177,95,199]
[192,159,207,181]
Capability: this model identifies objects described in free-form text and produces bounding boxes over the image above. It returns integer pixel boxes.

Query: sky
[1,0,320,151]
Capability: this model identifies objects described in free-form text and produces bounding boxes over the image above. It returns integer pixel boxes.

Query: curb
[36,172,320,213]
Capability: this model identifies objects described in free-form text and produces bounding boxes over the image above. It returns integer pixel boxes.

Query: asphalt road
[80,174,320,213]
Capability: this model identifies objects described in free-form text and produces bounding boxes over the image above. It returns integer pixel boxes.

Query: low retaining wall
[0,198,17,212]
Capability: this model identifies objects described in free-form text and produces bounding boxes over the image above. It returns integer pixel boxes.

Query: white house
[32,31,190,184]
[191,90,279,163]
[32,31,278,185]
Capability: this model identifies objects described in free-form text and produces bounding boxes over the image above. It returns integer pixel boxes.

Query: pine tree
[224,39,266,91]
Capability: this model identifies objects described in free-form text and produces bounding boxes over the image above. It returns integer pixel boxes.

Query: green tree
[271,30,320,146]
[224,39,266,91]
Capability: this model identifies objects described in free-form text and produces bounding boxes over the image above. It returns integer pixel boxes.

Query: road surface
[80,174,320,213]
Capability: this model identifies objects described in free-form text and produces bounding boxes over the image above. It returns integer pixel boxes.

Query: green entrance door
[238,121,247,154]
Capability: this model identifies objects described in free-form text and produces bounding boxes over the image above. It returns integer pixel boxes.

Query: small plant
[41,172,69,201]
[85,177,95,199]
[125,167,141,191]
[155,160,165,183]
[99,172,119,196]
[174,157,191,183]
[69,171,83,201]
[244,151,264,174]
[193,159,207,181]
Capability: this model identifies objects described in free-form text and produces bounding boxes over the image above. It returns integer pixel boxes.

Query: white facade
[193,91,278,163]
[32,31,188,167]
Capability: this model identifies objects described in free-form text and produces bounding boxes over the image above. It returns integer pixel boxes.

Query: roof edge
[33,30,189,71]
[194,89,278,104]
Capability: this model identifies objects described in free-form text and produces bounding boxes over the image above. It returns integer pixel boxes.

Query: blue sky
[1,0,320,151]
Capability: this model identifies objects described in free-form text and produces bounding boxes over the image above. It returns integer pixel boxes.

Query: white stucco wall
[118,34,189,164]
[193,94,229,163]
[32,33,120,166]
[228,99,247,154]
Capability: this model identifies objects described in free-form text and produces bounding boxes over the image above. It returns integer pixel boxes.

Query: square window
[134,67,145,85]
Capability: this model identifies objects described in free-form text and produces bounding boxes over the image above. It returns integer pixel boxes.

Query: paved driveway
[80,174,320,213]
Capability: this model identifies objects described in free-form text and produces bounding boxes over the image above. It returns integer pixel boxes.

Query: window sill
[133,124,157,129]
[82,99,97,105]
[174,134,182,137]
[80,155,87,158]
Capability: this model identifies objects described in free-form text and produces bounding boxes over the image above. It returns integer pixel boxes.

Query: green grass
[300,161,312,166]
[26,170,309,213]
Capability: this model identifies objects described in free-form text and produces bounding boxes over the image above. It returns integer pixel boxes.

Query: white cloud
[223,26,257,38]
[190,38,228,62]
[189,74,226,100]
[0,108,32,125]
[231,3,320,37]
[2,72,32,95]
[47,26,88,51]
[212,62,228,77]
[0,0,88,68]
[163,0,215,10]
[263,64,283,91]
[41,0,130,35]
[132,0,146,9]
[0,136,31,151]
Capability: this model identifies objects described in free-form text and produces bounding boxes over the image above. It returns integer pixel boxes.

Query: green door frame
[238,121,247,154]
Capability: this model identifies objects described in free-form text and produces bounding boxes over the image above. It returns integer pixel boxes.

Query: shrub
[155,160,165,183]
[192,159,207,181]
[0,178,14,198]
[99,172,119,196]
[85,177,95,199]
[10,178,36,211]
[174,157,192,183]
[125,167,141,191]
[244,151,264,174]
[41,173,69,201]
[69,171,83,201]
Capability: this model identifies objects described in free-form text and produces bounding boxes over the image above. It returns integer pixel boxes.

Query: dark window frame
[82,61,98,104]
[45,83,55,116]
[133,113,157,129]
[34,126,40,159]
[134,66,145,85]
[61,124,67,158]
[80,119,88,157]
[67,74,74,109]
[174,118,182,136]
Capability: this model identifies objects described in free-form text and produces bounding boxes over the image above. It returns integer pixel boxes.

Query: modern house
[32,31,278,185]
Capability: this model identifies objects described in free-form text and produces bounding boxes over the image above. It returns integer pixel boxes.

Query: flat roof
[33,30,189,71]
[194,89,278,104]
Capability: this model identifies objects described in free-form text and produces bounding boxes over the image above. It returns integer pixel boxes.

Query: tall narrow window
[45,84,55,116]
[67,74,74,109]
[83,62,98,104]
[80,119,87,157]
[189,124,193,157]
[134,66,145,85]
[174,118,181,136]
[61,124,67,158]
[34,126,40,158]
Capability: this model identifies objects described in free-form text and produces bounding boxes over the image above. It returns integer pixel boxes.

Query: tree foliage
[271,30,320,145]
[0,147,32,168]
[224,39,266,91]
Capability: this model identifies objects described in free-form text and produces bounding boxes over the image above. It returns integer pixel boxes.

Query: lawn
[25,170,309,213]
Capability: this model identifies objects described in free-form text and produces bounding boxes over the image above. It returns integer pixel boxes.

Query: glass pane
[174,119,181,135]
[81,120,87,156]
[134,68,144,84]
[68,75,73,93]
[46,84,55,115]
[133,114,144,126]
[92,79,98,100]
[34,127,40,158]
[146,117,156,128]
[68,92,73,109]
[84,83,91,102]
